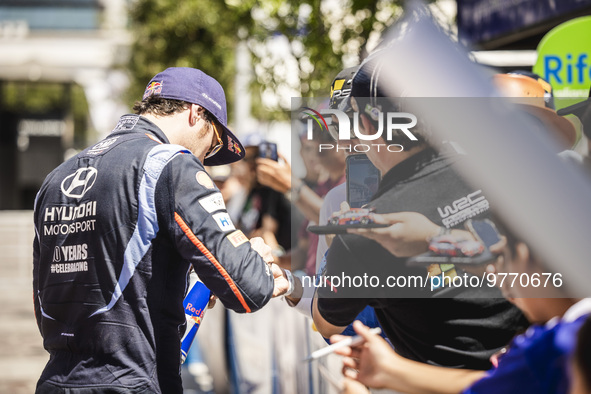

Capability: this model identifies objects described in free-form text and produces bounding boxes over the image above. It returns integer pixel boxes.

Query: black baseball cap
[143,67,245,166]
[329,66,357,110]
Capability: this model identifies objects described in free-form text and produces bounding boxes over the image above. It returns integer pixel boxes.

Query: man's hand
[269,265,305,299]
[256,154,291,194]
[331,321,399,390]
[346,212,441,257]
[488,236,507,255]
[250,237,291,298]
[207,294,217,309]
[270,263,289,297]
[249,237,274,264]
[335,201,351,215]
[331,321,486,392]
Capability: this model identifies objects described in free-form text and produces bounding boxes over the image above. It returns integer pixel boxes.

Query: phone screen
[259,142,278,161]
[346,154,380,208]
[468,219,502,248]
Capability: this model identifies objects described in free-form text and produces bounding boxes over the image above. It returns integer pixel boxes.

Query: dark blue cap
[143,67,245,166]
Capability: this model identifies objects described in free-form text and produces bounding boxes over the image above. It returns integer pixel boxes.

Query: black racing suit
[33,115,274,393]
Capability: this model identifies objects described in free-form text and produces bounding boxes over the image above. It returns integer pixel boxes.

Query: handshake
[249,237,299,299]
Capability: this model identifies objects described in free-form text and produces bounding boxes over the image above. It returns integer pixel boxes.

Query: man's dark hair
[133,96,217,135]
[133,96,191,116]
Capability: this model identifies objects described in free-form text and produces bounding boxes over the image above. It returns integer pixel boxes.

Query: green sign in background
[533,16,591,110]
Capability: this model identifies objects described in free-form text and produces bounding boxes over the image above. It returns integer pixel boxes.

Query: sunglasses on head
[205,119,223,159]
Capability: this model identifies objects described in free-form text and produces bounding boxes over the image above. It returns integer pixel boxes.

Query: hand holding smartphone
[259,142,278,161]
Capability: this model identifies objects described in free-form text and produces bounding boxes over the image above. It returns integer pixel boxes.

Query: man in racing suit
[33,67,289,393]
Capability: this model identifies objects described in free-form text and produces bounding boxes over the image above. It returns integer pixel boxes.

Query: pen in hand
[303,327,382,362]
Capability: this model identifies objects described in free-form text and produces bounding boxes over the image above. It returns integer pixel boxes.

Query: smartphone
[465,219,502,248]
[346,154,380,208]
[259,141,278,161]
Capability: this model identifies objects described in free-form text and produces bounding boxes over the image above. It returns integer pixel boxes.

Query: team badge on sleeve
[198,192,226,213]
[212,212,235,232]
[196,171,215,189]
[227,230,249,247]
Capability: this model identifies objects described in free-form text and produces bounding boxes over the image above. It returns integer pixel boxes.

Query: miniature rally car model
[328,207,375,226]
[428,235,485,257]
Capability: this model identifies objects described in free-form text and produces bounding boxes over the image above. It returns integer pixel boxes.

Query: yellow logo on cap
[330,79,345,98]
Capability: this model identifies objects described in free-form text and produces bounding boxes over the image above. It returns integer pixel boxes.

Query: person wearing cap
[310,52,527,370]
[493,72,578,151]
[32,67,290,393]
[345,72,582,259]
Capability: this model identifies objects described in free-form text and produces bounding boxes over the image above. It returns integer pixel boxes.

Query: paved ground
[0,211,47,393]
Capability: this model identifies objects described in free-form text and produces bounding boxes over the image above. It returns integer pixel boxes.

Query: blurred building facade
[459,0,591,71]
[0,0,131,210]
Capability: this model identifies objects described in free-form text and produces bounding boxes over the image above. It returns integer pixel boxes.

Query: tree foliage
[127,0,406,120]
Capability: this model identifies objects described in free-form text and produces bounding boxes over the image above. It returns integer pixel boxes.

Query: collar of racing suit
[112,114,172,145]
